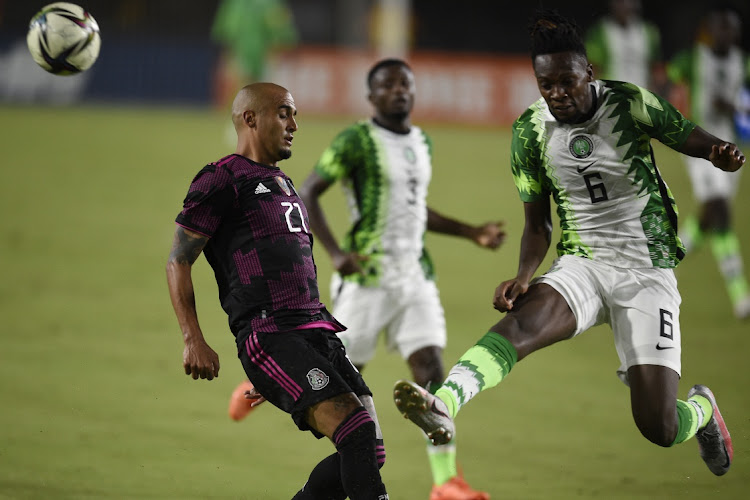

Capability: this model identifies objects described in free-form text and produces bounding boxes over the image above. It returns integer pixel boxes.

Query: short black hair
[366,58,411,90]
[528,10,587,60]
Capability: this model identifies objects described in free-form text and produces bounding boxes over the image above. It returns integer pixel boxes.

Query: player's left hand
[710,142,745,172]
[473,221,506,249]
[244,386,267,408]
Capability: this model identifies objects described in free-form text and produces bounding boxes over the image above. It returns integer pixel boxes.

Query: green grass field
[0,104,748,499]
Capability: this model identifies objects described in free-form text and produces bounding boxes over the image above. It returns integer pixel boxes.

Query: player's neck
[372,116,411,135]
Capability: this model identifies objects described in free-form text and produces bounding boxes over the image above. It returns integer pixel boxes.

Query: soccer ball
[26,2,101,75]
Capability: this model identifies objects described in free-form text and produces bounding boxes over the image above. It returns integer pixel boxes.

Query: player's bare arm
[300,171,367,276]
[426,207,506,249]
[166,226,220,380]
[495,199,552,312]
[679,126,746,172]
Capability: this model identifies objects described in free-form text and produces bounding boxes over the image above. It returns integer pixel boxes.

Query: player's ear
[586,63,595,81]
[243,110,256,128]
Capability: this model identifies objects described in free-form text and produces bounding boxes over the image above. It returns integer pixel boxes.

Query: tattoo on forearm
[169,228,208,265]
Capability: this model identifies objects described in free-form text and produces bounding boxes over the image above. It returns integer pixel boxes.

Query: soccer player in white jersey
[667,5,750,319]
[585,0,663,91]
[297,59,504,500]
[393,10,743,481]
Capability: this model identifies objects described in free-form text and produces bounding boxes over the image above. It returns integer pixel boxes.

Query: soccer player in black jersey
[166,82,389,500]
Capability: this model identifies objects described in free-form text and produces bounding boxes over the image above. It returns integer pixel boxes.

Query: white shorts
[330,273,447,366]
[535,255,682,385]
[685,156,741,202]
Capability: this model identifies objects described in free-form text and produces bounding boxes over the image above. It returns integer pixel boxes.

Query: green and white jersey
[314,119,435,286]
[585,18,661,88]
[667,44,750,139]
[511,80,694,269]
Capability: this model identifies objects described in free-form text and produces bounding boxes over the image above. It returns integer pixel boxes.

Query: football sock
[436,332,517,419]
[292,453,346,500]
[679,216,703,254]
[425,436,457,486]
[333,406,389,500]
[672,396,712,446]
[709,231,750,307]
[424,382,458,485]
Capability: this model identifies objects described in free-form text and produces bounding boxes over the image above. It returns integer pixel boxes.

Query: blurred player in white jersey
[296,59,504,500]
[667,5,750,319]
[393,10,742,481]
[585,0,664,91]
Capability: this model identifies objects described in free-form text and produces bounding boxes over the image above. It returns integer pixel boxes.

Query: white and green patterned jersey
[667,44,750,140]
[511,80,694,269]
[585,18,661,88]
[314,119,435,286]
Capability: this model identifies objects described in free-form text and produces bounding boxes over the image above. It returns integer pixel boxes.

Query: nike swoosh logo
[577,161,596,173]
[431,401,450,418]
[655,343,674,350]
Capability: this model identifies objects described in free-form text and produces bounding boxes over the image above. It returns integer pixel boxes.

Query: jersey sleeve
[645,22,662,65]
[313,124,365,183]
[584,22,607,70]
[175,164,236,237]
[629,85,696,150]
[666,49,692,85]
[510,107,547,203]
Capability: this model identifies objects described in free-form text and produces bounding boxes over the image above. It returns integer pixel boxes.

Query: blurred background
[1,0,748,123]
[2,1,750,499]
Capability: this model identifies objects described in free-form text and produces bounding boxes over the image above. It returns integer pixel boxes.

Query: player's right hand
[493,278,529,312]
[183,340,220,380]
[333,252,368,277]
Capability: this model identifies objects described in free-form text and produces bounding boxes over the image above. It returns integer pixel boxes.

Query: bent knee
[637,421,678,448]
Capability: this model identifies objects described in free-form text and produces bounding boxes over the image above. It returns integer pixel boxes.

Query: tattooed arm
[166,226,220,380]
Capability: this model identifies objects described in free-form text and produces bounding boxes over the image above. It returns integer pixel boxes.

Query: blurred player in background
[211,0,298,108]
[167,82,388,500]
[666,5,750,319]
[230,58,504,500]
[394,10,742,480]
[585,0,664,91]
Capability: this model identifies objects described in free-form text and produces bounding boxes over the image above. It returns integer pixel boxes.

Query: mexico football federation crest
[307,368,329,390]
[569,135,594,159]
[275,176,292,196]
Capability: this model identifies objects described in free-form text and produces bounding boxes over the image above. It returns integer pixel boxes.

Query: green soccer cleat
[393,379,454,445]
[688,385,733,476]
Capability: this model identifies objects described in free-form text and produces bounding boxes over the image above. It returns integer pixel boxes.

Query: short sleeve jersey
[313,120,435,286]
[511,80,694,269]
[585,17,661,88]
[175,154,341,345]
[667,44,750,139]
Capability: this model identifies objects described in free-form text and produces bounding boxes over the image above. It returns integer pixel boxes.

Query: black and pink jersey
[176,154,342,345]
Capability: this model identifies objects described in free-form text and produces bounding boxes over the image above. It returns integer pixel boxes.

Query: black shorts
[238,328,371,437]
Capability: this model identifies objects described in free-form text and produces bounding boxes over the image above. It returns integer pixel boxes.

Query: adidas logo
[254,183,271,194]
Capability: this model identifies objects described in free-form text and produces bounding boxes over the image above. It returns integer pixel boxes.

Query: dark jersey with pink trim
[175,154,342,346]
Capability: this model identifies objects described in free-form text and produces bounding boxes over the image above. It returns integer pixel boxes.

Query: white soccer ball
[26,2,101,75]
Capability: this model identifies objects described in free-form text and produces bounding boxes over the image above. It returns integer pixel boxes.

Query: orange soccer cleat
[429,476,490,500]
[228,380,260,421]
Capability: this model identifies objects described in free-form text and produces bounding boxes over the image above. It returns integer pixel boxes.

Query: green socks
[710,231,750,307]
[672,394,713,446]
[680,215,703,253]
[435,332,517,419]
[425,438,457,485]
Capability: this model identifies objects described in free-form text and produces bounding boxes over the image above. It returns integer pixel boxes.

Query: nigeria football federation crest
[306,368,329,390]
[403,146,417,164]
[569,135,594,159]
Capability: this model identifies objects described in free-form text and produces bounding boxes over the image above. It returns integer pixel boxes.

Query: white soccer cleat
[688,384,733,476]
[733,295,750,320]
[393,379,454,445]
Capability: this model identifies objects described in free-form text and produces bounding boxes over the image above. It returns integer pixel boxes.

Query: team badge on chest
[569,135,594,159]
[307,368,329,390]
[275,176,292,196]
